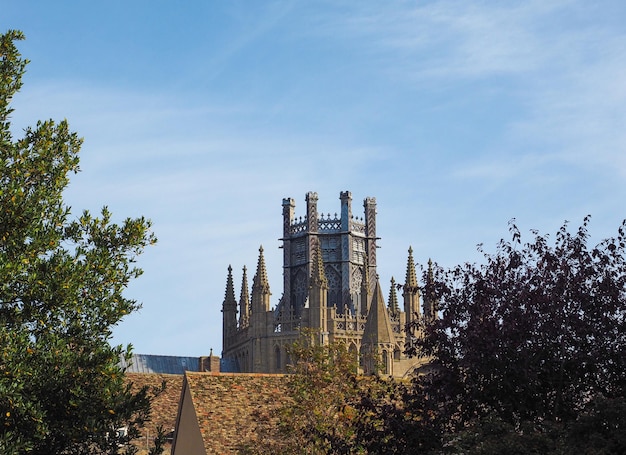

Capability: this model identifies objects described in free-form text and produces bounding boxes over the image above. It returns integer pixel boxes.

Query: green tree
[243,333,365,454]
[244,330,437,455]
[0,30,160,454]
[564,396,626,454]
[409,217,626,452]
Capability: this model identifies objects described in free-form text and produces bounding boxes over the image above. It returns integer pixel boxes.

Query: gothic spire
[222,265,238,342]
[423,258,437,322]
[427,258,434,283]
[403,246,421,327]
[404,246,418,292]
[363,276,396,346]
[310,242,328,289]
[251,245,271,314]
[223,265,237,311]
[388,276,400,317]
[239,265,250,327]
[252,245,270,294]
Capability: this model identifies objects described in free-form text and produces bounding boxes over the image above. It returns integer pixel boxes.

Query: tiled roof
[121,354,201,374]
[183,372,289,453]
[125,373,183,453]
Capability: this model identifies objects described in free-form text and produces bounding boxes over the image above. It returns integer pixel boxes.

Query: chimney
[199,348,221,372]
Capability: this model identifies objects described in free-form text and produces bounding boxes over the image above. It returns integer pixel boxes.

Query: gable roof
[171,372,289,454]
[124,373,183,453]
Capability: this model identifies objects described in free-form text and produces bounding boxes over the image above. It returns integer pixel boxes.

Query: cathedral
[220,191,434,377]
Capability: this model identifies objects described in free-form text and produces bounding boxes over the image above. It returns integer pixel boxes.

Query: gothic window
[292,239,307,265]
[351,267,363,292]
[352,238,365,265]
[321,236,339,262]
[351,268,363,312]
[292,269,308,316]
[325,266,341,307]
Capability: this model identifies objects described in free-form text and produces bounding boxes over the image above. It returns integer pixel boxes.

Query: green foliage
[442,414,566,455]
[247,219,626,453]
[565,396,626,455]
[352,374,441,454]
[251,332,364,454]
[410,217,626,452]
[245,330,437,454]
[147,425,168,455]
[443,398,626,455]
[0,30,160,454]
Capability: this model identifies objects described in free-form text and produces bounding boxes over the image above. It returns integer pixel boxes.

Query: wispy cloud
[6,0,626,356]
[316,1,626,178]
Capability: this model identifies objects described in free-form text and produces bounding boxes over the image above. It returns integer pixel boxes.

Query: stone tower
[281,191,377,318]
[220,191,428,377]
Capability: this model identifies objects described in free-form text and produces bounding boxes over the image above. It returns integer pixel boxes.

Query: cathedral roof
[120,354,201,374]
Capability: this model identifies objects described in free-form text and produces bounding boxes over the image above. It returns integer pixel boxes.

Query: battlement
[287,213,366,235]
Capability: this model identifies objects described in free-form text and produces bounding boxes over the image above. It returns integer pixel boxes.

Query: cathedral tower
[280,191,377,318]
[220,191,427,377]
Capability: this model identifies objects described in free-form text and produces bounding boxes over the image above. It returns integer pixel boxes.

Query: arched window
[292,270,307,317]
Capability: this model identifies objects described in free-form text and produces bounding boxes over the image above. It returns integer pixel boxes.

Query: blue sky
[3,1,626,356]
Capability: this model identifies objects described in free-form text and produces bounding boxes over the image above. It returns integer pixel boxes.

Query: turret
[238,266,250,328]
[364,197,377,275]
[388,277,400,318]
[423,258,437,323]
[221,265,238,350]
[282,197,296,310]
[340,191,352,231]
[403,246,420,327]
[340,191,357,314]
[305,192,320,317]
[251,245,271,314]
[250,246,271,373]
[360,254,371,316]
[306,192,319,234]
